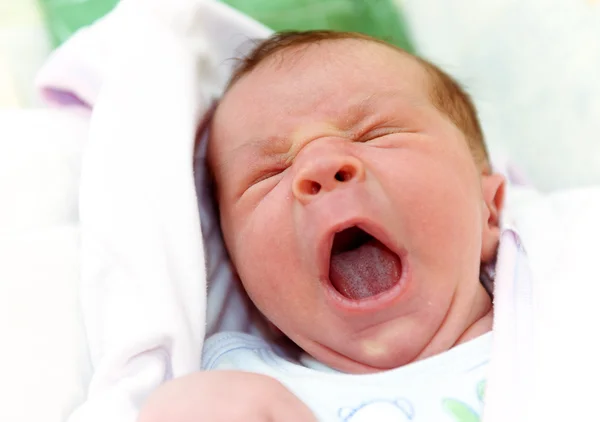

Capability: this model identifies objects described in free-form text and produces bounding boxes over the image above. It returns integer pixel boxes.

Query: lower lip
[322,255,410,313]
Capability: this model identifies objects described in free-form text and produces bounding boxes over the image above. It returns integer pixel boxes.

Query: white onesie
[202,331,491,422]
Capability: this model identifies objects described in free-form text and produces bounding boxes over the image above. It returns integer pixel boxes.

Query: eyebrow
[340,90,422,130]
[345,93,379,123]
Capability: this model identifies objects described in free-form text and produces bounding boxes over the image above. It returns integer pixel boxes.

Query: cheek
[221,191,303,310]
[385,152,483,264]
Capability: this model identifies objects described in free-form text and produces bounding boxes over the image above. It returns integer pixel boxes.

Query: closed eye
[358,127,412,143]
[247,166,287,189]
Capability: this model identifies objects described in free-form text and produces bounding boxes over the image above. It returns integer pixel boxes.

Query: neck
[454,285,494,346]
[414,283,493,363]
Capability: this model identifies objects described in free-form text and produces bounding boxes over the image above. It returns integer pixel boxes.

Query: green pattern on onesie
[443,380,486,422]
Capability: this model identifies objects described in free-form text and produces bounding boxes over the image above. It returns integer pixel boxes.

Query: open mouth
[329,226,403,301]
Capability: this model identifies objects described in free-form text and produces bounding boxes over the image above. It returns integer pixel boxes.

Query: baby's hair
[226,30,491,173]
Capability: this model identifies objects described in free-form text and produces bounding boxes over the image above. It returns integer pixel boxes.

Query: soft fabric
[484,186,600,422]
[0,109,88,234]
[203,331,491,421]
[401,0,600,191]
[0,225,88,422]
[36,1,269,422]
[35,8,134,110]
[0,109,90,422]
[36,0,119,48]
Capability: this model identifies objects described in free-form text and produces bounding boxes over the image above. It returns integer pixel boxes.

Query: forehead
[225,39,428,112]
[210,39,431,160]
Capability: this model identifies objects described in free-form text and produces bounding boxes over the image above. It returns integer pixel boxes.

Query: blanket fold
[37,1,269,421]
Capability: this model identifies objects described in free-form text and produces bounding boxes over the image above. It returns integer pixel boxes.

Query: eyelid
[247,165,287,189]
[359,127,410,142]
[252,169,282,185]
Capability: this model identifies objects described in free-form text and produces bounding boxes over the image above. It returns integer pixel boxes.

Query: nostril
[298,180,321,195]
[334,166,356,182]
[310,181,321,194]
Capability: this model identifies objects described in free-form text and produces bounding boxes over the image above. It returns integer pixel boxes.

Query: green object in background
[37,0,119,47]
[36,0,413,53]
[221,0,414,52]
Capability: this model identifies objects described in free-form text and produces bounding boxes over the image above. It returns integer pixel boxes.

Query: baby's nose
[292,151,365,205]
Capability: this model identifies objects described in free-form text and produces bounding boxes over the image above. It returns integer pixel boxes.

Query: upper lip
[316,216,404,290]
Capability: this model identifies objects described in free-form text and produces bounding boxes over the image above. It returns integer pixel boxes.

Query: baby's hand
[138,370,317,422]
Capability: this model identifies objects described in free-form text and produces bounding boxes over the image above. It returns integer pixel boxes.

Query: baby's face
[209,40,499,373]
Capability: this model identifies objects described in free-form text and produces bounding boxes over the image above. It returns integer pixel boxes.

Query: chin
[300,329,432,374]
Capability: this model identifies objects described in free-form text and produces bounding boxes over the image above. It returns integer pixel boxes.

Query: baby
[139,31,506,422]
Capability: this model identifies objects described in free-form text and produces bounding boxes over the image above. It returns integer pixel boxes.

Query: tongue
[329,239,402,300]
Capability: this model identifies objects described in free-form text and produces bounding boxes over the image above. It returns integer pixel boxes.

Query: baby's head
[208,31,505,373]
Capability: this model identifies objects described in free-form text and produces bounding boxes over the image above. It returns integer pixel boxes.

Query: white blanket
[38,1,269,421]
[36,1,600,421]
[484,186,600,421]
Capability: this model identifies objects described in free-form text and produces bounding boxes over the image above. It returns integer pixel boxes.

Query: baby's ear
[480,173,506,263]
